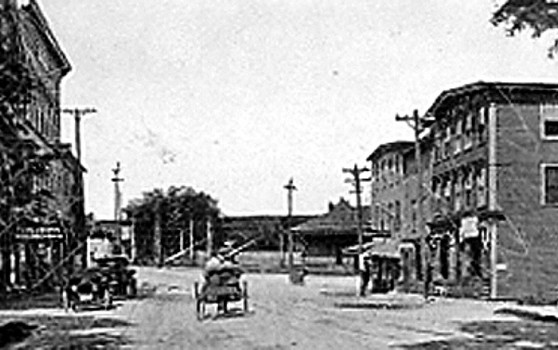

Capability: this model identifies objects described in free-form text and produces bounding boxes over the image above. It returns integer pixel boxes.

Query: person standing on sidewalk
[359,253,371,297]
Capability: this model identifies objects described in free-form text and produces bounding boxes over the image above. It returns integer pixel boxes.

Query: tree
[125,186,221,265]
[492,0,558,57]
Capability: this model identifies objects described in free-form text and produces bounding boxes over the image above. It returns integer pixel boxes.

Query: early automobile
[64,268,113,311]
[94,255,137,299]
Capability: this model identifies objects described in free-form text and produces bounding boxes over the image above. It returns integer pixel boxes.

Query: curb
[495,307,558,323]
[333,301,423,309]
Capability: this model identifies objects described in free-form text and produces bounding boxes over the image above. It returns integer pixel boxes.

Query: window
[443,178,452,210]
[443,127,452,158]
[541,105,558,140]
[394,201,401,231]
[375,205,380,229]
[464,113,473,150]
[387,202,394,232]
[380,203,385,233]
[477,167,487,208]
[478,107,487,143]
[454,119,462,155]
[542,164,558,205]
[411,199,417,228]
[464,169,473,208]
[454,174,462,211]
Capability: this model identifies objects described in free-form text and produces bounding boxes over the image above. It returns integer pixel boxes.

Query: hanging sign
[16,227,62,240]
[460,216,478,240]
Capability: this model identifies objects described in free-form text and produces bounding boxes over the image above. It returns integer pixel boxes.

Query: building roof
[220,215,316,230]
[20,0,71,76]
[427,81,558,117]
[366,141,414,162]
[292,198,371,236]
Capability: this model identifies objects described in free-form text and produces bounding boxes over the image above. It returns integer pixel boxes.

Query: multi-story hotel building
[368,82,558,300]
[0,0,84,292]
[426,81,558,300]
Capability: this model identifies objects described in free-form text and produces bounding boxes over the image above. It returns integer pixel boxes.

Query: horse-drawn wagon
[193,265,248,320]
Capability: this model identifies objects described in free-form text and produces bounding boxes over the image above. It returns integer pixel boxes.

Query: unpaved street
[109,267,518,349]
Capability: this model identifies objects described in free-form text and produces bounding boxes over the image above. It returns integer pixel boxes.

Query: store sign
[460,216,479,239]
[121,226,131,240]
[16,227,63,240]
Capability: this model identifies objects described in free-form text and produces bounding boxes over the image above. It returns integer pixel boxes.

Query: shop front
[427,214,496,298]
[368,239,401,293]
[13,225,64,291]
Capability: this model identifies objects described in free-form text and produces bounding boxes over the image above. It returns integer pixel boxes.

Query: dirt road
[110,267,518,349]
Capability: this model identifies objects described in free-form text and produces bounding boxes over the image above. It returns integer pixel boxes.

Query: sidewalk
[495,304,558,323]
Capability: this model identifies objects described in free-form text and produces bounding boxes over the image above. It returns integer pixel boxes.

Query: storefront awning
[342,239,401,259]
[342,242,375,256]
[368,239,400,259]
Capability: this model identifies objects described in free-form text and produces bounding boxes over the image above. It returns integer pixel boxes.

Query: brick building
[368,141,430,293]
[370,81,558,299]
[0,0,84,292]
[424,81,558,300]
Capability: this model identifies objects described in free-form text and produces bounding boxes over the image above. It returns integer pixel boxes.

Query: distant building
[220,214,317,250]
[293,198,370,266]
[368,141,421,293]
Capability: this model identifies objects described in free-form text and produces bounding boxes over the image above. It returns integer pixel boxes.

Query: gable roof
[292,198,371,236]
[20,0,71,76]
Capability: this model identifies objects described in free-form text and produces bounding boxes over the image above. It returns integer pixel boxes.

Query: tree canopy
[492,0,558,57]
[125,186,221,263]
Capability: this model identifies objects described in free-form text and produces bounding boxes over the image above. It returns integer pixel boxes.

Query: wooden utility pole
[62,107,96,268]
[395,109,430,298]
[111,162,124,222]
[206,218,213,257]
[154,200,162,267]
[284,178,297,272]
[62,108,97,165]
[343,165,370,257]
[189,218,194,262]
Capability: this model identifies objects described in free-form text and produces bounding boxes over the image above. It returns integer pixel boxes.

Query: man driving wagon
[195,245,249,319]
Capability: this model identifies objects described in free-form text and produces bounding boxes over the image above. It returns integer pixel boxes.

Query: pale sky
[38,0,558,219]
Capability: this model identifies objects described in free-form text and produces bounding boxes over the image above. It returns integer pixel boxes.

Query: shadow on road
[0,314,134,349]
[400,319,558,349]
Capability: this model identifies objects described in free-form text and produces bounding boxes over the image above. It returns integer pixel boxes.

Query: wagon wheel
[194,282,204,321]
[102,288,113,310]
[219,299,228,314]
[242,281,249,313]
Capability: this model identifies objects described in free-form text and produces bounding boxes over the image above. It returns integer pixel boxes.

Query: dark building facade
[0,0,84,292]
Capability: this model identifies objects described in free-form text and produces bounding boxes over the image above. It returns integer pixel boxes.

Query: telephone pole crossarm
[343,164,370,257]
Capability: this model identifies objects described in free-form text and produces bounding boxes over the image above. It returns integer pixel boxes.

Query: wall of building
[495,103,558,300]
